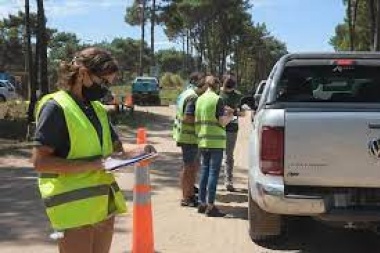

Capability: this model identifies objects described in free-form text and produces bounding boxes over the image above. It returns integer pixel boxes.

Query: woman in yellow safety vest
[32,47,153,253]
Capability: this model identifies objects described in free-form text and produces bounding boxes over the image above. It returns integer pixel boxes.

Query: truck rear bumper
[255,181,326,215]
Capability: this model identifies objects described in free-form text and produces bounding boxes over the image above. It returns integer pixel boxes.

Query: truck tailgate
[284,111,380,187]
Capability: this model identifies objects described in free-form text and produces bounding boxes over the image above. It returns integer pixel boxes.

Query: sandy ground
[1,105,380,253]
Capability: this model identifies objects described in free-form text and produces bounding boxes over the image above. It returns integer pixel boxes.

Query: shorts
[180,144,199,164]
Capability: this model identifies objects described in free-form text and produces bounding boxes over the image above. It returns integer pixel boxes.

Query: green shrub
[160,72,184,89]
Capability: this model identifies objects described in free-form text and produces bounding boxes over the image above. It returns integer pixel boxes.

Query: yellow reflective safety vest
[173,88,198,145]
[36,91,127,230]
[195,90,226,149]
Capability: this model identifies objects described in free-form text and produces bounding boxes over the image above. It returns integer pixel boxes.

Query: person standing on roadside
[219,75,245,192]
[173,72,207,207]
[195,75,234,217]
[32,47,155,253]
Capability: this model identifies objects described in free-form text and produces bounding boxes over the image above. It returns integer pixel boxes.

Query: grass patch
[0,101,28,120]
[109,110,151,129]
[160,88,182,105]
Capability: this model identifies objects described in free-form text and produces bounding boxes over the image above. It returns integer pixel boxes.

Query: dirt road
[1,105,380,253]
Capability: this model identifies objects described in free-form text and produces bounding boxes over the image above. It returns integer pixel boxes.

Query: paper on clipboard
[103,152,157,171]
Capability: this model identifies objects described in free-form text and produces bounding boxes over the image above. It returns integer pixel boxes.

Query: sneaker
[226,184,235,192]
[198,204,207,213]
[180,199,190,207]
[194,185,199,194]
[205,206,226,217]
[180,195,198,207]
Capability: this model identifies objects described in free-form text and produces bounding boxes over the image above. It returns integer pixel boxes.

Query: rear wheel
[132,95,139,105]
[155,96,161,106]
[248,187,282,241]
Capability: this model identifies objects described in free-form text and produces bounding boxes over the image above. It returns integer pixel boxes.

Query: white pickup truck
[245,53,380,241]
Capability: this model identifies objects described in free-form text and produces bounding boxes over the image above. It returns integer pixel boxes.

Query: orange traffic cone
[132,128,154,253]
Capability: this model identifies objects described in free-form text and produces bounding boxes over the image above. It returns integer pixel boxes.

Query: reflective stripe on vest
[44,182,120,208]
[173,88,198,145]
[195,90,226,149]
[35,91,127,230]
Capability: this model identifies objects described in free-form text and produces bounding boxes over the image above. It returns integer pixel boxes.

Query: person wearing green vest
[173,72,207,207]
[32,47,154,253]
[219,74,245,192]
[195,75,234,217]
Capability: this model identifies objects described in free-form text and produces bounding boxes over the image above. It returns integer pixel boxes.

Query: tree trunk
[208,22,214,74]
[235,40,240,85]
[139,0,146,76]
[205,22,211,73]
[351,0,359,50]
[375,0,380,51]
[150,0,156,66]
[200,24,205,72]
[186,29,190,74]
[34,16,40,95]
[37,0,48,95]
[25,0,36,124]
[370,0,376,50]
[347,0,354,51]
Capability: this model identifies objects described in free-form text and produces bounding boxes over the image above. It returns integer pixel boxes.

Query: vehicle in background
[0,80,17,102]
[0,72,15,85]
[242,53,380,242]
[132,76,161,105]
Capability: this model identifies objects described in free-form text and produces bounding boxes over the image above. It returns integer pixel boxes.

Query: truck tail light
[260,126,284,176]
[333,59,356,66]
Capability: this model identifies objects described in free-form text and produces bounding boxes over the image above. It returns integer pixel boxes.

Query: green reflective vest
[195,90,226,149]
[173,88,198,145]
[36,91,127,230]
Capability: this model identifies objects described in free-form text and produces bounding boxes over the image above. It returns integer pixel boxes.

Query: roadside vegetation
[1,0,289,141]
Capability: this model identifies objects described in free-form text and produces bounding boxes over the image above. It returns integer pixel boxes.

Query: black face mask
[224,79,236,90]
[82,83,109,101]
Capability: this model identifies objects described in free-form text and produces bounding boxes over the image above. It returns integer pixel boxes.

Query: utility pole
[139,0,146,76]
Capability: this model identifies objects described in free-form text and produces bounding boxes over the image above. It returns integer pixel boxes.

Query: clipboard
[103,152,157,171]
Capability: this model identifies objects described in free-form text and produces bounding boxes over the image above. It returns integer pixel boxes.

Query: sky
[0,0,346,53]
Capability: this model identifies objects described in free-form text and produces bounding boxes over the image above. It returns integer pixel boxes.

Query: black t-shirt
[219,89,243,132]
[34,95,119,158]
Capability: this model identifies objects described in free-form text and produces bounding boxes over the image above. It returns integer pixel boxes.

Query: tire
[155,96,161,106]
[132,95,139,105]
[248,186,282,242]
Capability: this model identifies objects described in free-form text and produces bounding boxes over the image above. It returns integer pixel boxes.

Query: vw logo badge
[368,139,380,158]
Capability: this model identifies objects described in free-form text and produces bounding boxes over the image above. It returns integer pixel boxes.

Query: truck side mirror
[254,94,262,106]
